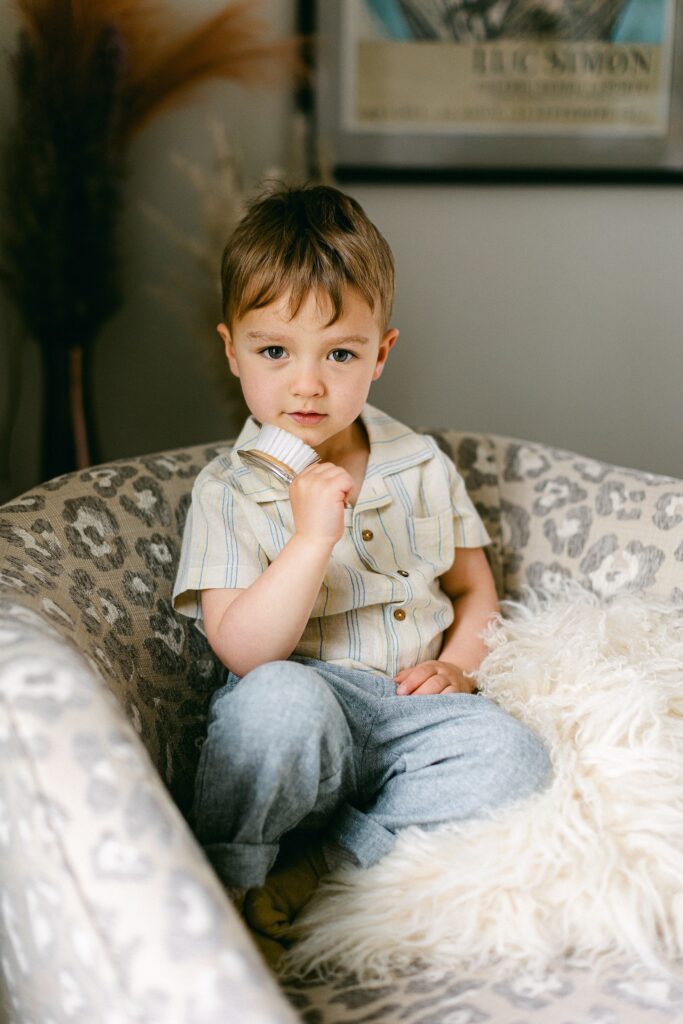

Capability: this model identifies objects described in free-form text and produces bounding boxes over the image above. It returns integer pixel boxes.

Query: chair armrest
[0,601,298,1024]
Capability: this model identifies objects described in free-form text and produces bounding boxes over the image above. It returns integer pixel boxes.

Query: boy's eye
[260,346,286,360]
[329,349,354,363]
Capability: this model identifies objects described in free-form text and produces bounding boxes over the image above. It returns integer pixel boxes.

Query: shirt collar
[228,402,434,504]
[361,402,435,479]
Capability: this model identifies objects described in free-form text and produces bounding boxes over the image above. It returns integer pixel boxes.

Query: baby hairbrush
[239,424,321,485]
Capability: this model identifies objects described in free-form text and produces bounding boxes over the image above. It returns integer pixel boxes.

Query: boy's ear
[217,323,239,377]
[372,328,399,381]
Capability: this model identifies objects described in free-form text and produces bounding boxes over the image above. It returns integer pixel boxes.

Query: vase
[40,342,100,481]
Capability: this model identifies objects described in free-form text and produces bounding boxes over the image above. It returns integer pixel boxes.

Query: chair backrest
[442,431,682,604]
[1,429,681,815]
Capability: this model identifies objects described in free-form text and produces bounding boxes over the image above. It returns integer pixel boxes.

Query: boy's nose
[291,367,324,396]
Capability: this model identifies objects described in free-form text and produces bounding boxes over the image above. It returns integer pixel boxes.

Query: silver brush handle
[240,449,353,509]
[239,450,295,485]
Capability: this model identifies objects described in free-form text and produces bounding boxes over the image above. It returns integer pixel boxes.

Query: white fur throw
[280,586,683,983]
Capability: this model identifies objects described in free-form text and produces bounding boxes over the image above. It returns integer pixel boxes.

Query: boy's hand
[290,462,354,548]
[394,660,476,696]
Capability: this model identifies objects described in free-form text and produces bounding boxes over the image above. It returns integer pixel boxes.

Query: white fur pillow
[280,586,683,983]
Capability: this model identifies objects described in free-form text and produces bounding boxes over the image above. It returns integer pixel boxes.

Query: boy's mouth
[288,412,326,425]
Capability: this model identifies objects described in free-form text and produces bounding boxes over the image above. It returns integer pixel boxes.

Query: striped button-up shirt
[172,402,490,676]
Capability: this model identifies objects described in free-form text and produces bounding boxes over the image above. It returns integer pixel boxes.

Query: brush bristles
[250,424,320,477]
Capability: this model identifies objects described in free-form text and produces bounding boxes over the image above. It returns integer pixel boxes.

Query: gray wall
[1,0,682,504]
[354,183,683,479]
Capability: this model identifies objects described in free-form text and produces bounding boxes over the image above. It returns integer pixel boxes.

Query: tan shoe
[250,929,288,971]
[243,844,329,940]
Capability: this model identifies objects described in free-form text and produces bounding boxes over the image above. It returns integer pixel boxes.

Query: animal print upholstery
[1,429,682,1023]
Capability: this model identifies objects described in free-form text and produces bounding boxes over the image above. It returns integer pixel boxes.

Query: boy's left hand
[394,660,477,696]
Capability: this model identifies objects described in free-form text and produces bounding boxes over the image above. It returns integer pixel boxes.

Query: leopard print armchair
[1,429,681,1024]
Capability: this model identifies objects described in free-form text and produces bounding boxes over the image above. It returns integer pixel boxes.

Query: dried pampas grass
[14,0,302,137]
[0,0,301,477]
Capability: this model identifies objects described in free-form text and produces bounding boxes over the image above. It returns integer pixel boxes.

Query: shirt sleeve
[443,452,492,548]
[172,473,266,635]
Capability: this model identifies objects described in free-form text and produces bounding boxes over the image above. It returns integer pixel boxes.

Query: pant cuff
[324,804,396,869]
[202,841,279,889]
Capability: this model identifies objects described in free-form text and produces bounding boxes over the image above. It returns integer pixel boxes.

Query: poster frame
[309,0,683,184]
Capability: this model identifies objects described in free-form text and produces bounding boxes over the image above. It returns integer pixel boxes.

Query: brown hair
[220,182,395,332]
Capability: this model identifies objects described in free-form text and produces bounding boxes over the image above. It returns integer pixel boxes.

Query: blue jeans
[192,655,553,889]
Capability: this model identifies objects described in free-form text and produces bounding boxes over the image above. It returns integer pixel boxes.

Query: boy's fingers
[415,663,434,680]
[395,670,418,690]
[411,675,445,695]
[396,666,437,694]
[395,673,416,694]
[397,663,440,688]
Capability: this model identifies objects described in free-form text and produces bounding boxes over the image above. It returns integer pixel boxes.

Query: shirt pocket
[408,509,454,574]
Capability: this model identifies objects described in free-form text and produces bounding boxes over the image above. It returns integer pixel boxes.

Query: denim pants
[192,655,553,889]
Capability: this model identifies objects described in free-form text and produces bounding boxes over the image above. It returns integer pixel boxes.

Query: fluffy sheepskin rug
[279,585,683,983]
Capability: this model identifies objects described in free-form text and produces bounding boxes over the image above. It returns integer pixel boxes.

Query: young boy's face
[217,286,398,461]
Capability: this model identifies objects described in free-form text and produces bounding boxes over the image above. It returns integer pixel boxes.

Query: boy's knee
[472,711,552,813]
[238,660,333,714]
[211,659,340,744]
[501,718,553,799]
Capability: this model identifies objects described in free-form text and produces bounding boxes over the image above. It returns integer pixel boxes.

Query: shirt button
[362,529,374,541]
[397,569,409,577]
[393,608,406,621]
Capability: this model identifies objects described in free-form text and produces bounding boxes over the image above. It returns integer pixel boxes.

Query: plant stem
[69,345,91,469]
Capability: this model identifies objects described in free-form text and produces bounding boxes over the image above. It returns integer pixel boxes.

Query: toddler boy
[172,184,552,964]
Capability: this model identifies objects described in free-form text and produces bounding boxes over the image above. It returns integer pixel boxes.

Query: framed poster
[312,0,683,182]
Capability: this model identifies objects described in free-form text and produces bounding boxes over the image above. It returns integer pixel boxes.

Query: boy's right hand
[289,462,354,548]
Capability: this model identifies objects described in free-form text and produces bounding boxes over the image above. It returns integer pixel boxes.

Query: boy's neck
[314,417,369,465]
